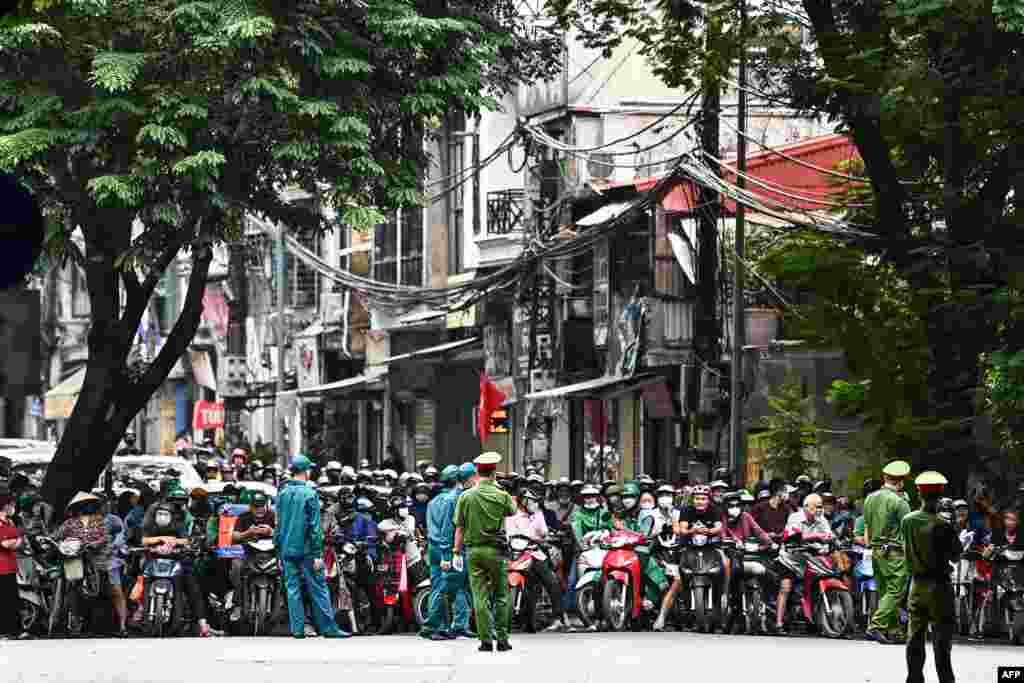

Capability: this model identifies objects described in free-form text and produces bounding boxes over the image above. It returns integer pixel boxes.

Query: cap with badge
[474,451,502,473]
[914,470,948,494]
[882,460,911,478]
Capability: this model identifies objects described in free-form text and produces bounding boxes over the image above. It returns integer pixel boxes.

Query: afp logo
[999,667,1024,680]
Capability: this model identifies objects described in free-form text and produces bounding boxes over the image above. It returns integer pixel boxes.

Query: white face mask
[398,508,409,518]
[727,506,742,518]
[640,502,655,511]
[622,497,637,510]
[658,497,673,509]
[155,510,173,527]
[415,494,429,503]
[558,495,571,506]
[526,501,540,514]
[583,499,600,510]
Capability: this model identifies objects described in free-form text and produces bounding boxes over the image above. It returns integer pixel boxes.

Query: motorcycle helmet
[712,467,731,485]
[440,465,459,484]
[570,480,584,494]
[739,490,755,509]
[637,474,656,495]
[325,461,342,473]
[407,472,424,483]
[580,484,601,510]
[336,485,356,509]
[377,518,400,535]
[317,474,330,486]
[356,469,373,485]
[372,469,386,485]
[757,489,771,501]
[520,488,542,514]
[953,499,969,509]
[655,484,675,510]
[382,468,398,485]
[526,473,545,486]
[691,484,711,510]
[605,484,624,512]
[795,475,812,491]
[938,497,955,522]
[355,497,374,514]
[413,482,432,503]
[424,466,439,483]
[555,479,573,505]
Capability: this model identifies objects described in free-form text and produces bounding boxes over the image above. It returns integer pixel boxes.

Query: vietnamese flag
[478,371,508,442]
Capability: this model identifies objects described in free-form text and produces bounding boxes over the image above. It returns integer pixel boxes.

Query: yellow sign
[446,304,476,330]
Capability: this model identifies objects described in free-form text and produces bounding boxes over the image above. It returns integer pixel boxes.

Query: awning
[190,350,217,391]
[523,372,661,400]
[575,201,640,228]
[44,368,86,420]
[297,368,387,398]
[378,337,481,364]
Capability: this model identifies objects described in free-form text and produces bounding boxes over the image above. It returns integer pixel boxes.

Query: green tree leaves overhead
[757,374,820,481]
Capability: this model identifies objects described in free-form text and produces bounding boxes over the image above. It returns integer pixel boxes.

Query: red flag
[478,372,507,442]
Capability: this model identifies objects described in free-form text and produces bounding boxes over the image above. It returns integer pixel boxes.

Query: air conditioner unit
[587,153,614,182]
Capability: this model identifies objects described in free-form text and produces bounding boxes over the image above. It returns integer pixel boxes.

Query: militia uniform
[864,459,912,643]
[902,471,960,683]
[453,452,517,652]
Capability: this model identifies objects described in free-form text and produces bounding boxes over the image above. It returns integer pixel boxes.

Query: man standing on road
[863,459,912,645]
[421,465,466,640]
[453,452,516,652]
[902,471,960,683]
[274,454,350,640]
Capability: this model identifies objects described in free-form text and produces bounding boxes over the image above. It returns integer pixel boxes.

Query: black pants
[906,579,955,683]
[0,572,18,635]
[529,559,564,619]
[180,573,206,622]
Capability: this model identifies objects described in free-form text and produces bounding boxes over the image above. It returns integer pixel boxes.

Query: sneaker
[864,629,891,645]
[452,629,476,638]
[652,615,666,632]
[543,621,565,633]
[323,630,352,639]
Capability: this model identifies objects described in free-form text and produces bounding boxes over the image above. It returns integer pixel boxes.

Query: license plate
[64,557,84,581]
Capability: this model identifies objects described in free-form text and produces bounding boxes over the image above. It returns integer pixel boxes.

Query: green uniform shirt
[901,509,961,580]
[454,479,516,546]
[854,515,865,538]
[863,486,911,547]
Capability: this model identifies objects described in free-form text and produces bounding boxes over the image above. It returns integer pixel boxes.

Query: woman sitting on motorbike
[141,488,211,637]
[506,489,567,632]
[55,492,117,635]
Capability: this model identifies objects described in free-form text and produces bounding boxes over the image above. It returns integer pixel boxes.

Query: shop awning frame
[297,368,387,398]
[377,337,481,364]
[523,372,663,401]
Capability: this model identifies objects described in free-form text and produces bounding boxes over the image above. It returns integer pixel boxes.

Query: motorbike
[48,537,105,637]
[376,520,415,634]
[678,529,725,633]
[722,536,774,635]
[651,532,687,630]
[954,544,985,636]
[989,545,1024,644]
[845,543,877,630]
[330,539,375,634]
[507,534,556,633]
[17,535,60,635]
[596,529,654,632]
[776,537,854,638]
[136,542,202,638]
[574,530,610,629]
[239,538,283,636]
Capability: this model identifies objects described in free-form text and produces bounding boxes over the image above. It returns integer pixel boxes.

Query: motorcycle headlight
[692,535,707,547]
[342,543,356,556]
[510,537,529,552]
[59,539,82,556]
[154,511,173,527]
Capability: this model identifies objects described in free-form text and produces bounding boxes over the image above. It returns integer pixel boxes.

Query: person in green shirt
[902,471,960,683]
[612,482,668,606]
[863,460,912,645]
[453,452,517,652]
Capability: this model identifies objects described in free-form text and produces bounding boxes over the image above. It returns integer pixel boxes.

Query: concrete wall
[432,363,482,466]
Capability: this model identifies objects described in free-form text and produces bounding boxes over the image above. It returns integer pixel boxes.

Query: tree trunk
[41,238,214,511]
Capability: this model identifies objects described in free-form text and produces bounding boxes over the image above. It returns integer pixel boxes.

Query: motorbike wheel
[413,587,431,628]
[575,584,598,629]
[509,586,523,631]
[146,594,165,639]
[744,589,763,635]
[957,594,971,636]
[47,580,64,637]
[19,598,41,635]
[378,606,396,635]
[818,589,854,638]
[351,585,375,636]
[693,586,712,634]
[602,580,630,632]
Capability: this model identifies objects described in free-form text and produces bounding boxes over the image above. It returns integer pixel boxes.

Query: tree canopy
[0,0,560,510]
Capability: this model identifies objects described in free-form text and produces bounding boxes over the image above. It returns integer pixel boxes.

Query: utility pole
[729,0,748,477]
[225,232,248,447]
[275,225,287,467]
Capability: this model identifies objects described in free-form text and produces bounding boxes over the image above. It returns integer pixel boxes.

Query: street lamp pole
[276,225,287,467]
[729,0,748,478]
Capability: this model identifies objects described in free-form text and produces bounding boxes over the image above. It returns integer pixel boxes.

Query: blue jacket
[413,501,429,532]
[426,486,459,559]
[334,513,378,560]
[273,479,324,561]
[543,508,560,532]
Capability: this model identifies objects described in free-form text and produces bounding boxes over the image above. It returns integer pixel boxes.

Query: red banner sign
[193,400,225,430]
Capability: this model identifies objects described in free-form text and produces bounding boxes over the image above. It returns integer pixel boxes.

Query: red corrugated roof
[614,133,860,213]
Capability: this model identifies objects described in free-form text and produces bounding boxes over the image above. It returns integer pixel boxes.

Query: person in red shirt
[0,490,27,639]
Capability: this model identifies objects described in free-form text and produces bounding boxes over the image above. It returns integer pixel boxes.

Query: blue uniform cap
[457,463,477,482]
[290,454,314,472]
[440,465,459,483]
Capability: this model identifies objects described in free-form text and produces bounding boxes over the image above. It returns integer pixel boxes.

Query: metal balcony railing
[486,189,526,235]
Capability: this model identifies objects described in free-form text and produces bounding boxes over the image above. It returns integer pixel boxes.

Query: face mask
[155,510,173,527]
[622,497,637,510]
[712,495,723,504]
[583,499,600,510]
[727,506,741,518]
[398,508,409,518]
[415,494,429,503]
[640,501,655,511]
[526,501,540,514]
[658,497,673,509]
[558,495,571,506]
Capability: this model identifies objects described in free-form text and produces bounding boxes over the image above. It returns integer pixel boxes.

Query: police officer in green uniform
[864,459,912,644]
[902,471,960,683]
[452,452,517,652]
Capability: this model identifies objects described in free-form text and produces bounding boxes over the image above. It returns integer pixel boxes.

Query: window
[373,209,423,286]
[447,111,467,274]
[285,228,318,309]
[71,265,89,318]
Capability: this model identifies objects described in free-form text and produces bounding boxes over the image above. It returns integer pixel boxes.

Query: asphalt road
[1,632,1020,683]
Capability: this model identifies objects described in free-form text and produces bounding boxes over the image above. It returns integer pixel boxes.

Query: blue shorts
[109,565,122,586]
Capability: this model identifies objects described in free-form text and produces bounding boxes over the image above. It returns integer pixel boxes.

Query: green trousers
[468,546,510,644]
[869,549,908,636]
[906,578,955,683]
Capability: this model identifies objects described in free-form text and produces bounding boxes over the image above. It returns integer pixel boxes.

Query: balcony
[477,189,528,267]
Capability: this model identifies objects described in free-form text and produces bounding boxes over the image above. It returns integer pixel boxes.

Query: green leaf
[136,124,188,150]
[341,205,386,231]
[0,128,65,169]
[223,16,275,40]
[328,116,370,137]
[90,52,148,93]
[172,149,226,176]
[86,174,144,207]
[321,57,372,77]
[299,100,339,118]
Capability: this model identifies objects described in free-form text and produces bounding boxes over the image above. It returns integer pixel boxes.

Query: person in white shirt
[774,493,833,633]
[505,489,566,631]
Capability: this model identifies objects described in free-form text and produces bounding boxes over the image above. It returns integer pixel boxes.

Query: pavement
[1,632,1020,683]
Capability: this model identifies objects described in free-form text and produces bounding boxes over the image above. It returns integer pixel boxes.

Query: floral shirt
[57,515,113,571]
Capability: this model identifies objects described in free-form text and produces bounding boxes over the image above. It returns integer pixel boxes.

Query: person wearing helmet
[863,460,912,645]
[339,466,357,486]
[229,491,277,623]
[412,482,432,532]
[424,466,440,485]
[902,471,959,683]
[547,478,570,531]
[720,491,774,631]
[637,474,656,496]
[141,486,211,637]
[712,467,732,490]
[566,484,614,630]
[381,444,406,477]
[274,455,350,639]
[324,461,343,486]
[709,480,728,507]
[738,490,756,515]
[356,469,373,487]
[505,488,567,632]
[388,492,424,587]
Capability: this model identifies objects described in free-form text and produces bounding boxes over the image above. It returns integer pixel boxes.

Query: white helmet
[326,461,343,472]
[382,469,397,482]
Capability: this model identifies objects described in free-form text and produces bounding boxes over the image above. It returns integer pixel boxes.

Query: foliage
[0,0,560,508]
[757,374,819,481]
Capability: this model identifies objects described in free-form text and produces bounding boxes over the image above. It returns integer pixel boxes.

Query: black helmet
[413,482,431,497]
